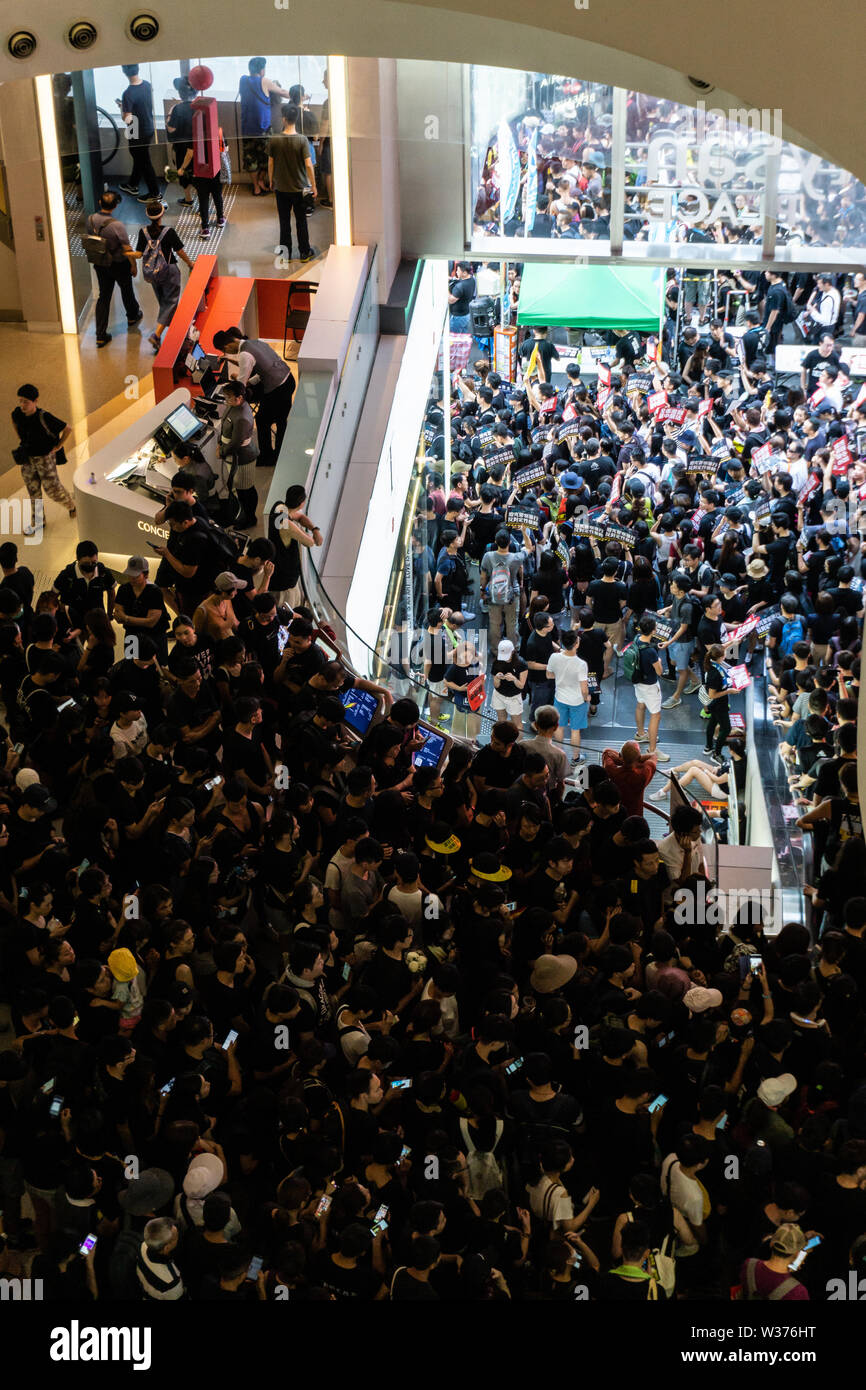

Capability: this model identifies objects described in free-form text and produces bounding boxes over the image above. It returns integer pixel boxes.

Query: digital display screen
[341,687,378,737]
[413,727,446,768]
[164,404,201,442]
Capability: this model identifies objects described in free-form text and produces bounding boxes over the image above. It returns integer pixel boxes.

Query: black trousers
[194,176,224,231]
[705,703,731,755]
[128,138,159,196]
[275,190,310,257]
[256,376,295,468]
[94,261,141,340]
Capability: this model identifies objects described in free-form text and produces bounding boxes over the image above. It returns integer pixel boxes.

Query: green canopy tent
[516,263,663,332]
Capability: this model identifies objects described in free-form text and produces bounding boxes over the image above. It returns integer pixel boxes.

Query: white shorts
[491,690,525,717]
[634,681,662,714]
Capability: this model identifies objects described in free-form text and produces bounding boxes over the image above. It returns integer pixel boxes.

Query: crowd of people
[473,79,866,250]
[0,254,865,1304]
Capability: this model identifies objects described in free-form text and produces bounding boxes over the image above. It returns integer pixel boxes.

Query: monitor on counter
[163,403,202,443]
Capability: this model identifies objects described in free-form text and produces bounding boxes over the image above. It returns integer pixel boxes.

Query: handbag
[466,675,486,712]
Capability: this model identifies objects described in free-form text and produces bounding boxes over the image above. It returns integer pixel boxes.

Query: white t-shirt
[528,1175,574,1228]
[110,715,148,758]
[546,652,589,706]
[661,1153,705,1228]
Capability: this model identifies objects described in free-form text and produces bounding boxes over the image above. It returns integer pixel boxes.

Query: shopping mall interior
[0,2,864,1327]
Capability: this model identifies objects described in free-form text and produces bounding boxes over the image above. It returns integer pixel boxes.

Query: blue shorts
[555,699,588,731]
[669,640,694,671]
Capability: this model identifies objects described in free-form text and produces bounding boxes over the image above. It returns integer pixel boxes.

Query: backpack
[488,556,513,607]
[622,638,643,684]
[140,227,171,285]
[83,213,115,267]
[740,1257,799,1301]
[625,1210,676,1298]
[203,519,244,573]
[780,290,798,326]
[459,1117,506,1199]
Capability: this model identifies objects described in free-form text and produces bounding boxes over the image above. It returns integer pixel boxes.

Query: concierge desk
[72,388,221,557]
[152,254,316,404]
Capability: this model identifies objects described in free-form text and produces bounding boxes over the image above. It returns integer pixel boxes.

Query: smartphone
[246,1255,263,1280]
[77,858,90,876]
[789,1235,821,1272]
[389,1077,412,1091]
[204,776,223,792]
[79,1233,97,1256]
[505,1057,524,1075]
[504,901,518,912]
[648,1093,668,1114]
[12,742,24,754]
[716,1112,728,1132]
[370,1204,390,1237]
[315,1194,332,1217]
[655,1030,675,1049]
[569,1248,583,1268]
[49,1095,64,1117]
[147,541,161,550]
[400,1145,411,1161]
[341,962,351,982]
[739,953,761,982]
[160,1078,175,1098]
[222,1029,238,1051]
[56,698,75,713]
[41,1077,55,1096]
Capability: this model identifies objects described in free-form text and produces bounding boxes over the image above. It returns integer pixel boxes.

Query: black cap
[22,784,58,813]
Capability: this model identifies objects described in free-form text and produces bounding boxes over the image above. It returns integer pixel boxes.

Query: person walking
[85,190,142,348]
[166,76,195,208]
[239,58,294,196]
[212,327,295,469]
[217,381,259,528]
[546,629,590,766]
[632,615,670,764]
[177,139,225,240]
[118,63,160,202]
[701,643,732,763]
[11,384,76,521]
[132,201,195,353]
[480,527,525,647]
[268,103,318,263]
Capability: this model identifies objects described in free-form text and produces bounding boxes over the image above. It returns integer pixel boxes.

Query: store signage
[137,520,169,539]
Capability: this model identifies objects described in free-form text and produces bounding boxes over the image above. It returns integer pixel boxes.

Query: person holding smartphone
[739,1223,811,1300]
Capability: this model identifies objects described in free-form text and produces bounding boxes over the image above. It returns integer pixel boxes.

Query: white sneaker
[649,785,670,801]
[635,733,650,743]
[661,696,682,709]
[685,680,702,695]
[653,750,671,763]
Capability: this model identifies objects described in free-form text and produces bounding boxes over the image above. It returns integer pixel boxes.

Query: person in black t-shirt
[153,501,212,614]
[11,383,75,518]
[133,202,194,353]
[113,555,170,660]
[519,327,561,383]
[448,263,476,331]
[118,64,159,200]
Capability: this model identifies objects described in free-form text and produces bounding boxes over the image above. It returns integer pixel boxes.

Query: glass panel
[470,66,614,247]
[776,140,866,250]
[624,96,769,249]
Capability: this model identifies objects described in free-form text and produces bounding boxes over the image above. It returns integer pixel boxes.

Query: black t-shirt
[390,1268,439,1300]
[492,656,527,699]
[470,743,525,790]
[525,631,557,683]
[520,338,560,377]
[763,282,788,334]
[136,224,184,265]
[157,524,210,602]
[121,80,155,140]
[588,579,627,624]
[115,581,169,638]
[11,407,66,457]
[801,348,840,393]
[635,640,660,685]
[449,277,476,314]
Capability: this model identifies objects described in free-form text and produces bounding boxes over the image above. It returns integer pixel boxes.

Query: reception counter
[72,388,222,557]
